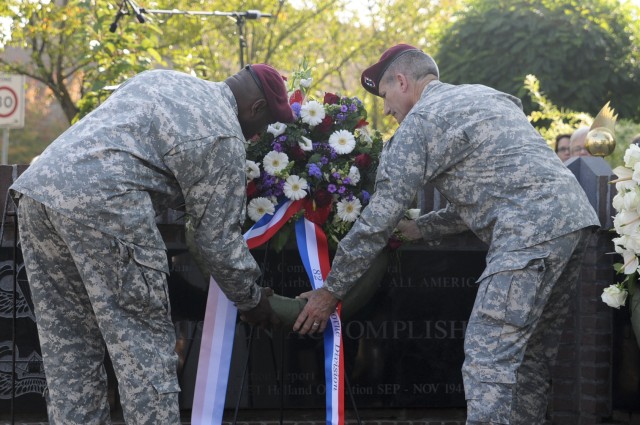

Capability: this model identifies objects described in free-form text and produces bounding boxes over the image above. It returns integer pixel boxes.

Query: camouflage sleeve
[414,203,469,241]
[325,115,428,299]
[166,136,261,311]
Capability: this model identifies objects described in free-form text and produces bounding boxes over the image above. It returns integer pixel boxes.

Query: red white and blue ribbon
[295,218,345,425]
[191,279,237,425]
[244,199,304,249]
[192,200,345,425]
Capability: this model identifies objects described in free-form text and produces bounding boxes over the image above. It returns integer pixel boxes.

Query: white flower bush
[605,145,640,309]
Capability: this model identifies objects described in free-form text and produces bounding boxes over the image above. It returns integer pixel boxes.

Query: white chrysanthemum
[625,144,640,168]
[267,122,287,138]
[283,175,308,200]
[336,198,362,222]
[299,136,313,151]
[329,130,356,155]
[245,160,260,180]
[300,78,313,88]
[300,100,325,126]
[247,197,275,222]
[263,151,289,175]
[347,166,360,185]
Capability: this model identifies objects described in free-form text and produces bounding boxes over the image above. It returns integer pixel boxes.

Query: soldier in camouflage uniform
[294,45,600,424]
[10,64,294,425]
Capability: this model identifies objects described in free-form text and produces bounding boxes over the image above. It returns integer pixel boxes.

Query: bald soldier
[294,44,599,424]
[11,64,293,425]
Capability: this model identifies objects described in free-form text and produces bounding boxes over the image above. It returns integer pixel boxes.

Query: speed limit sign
[0,74,25,129]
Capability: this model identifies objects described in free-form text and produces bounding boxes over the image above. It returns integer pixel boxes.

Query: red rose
[313,188,333,207]
[323,92,340,105]
[290,89,304,105]
[354,153,372,169]
[302,198,332,226]
[290,145,306,161]
[387,235,403,251]
[355,119,369,129]
[246,180,257,198]
[317,115,333,133]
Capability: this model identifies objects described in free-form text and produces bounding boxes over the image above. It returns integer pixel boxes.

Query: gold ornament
[586,101,618,157]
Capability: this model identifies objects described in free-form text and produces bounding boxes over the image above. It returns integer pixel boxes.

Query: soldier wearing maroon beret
[11,63,293,425]
[294,44,599,424]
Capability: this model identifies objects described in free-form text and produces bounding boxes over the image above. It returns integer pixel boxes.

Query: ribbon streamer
[295,218,345,425]
[192,201,344,425]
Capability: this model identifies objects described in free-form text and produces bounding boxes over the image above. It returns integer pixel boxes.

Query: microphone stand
[108,0,272,69]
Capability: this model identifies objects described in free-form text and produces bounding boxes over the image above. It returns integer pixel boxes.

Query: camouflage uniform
[11,70,261,424]
[325,81,600,424]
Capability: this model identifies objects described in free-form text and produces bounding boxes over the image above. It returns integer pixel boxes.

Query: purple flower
[278,135,287,142]
[332,172,341,179]
[272,142,283,152]
[349,103,357,112]
[291,102,302,117]
[343,177,351,185]
[362,190,370,204]
[327,184,337,193]
[320,157,329,165]
[338,186,346,194]
[340,104,348,113]
[308,163,322,178]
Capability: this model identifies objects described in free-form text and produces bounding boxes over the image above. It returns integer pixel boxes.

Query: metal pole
[2,128,9,165]
[237,16,246,69]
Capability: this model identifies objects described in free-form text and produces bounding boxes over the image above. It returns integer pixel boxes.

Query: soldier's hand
[293,287,339,335]
[395,218,423,241]
[239,287,281,328]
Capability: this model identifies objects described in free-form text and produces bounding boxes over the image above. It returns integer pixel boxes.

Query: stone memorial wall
[1,158,638,424]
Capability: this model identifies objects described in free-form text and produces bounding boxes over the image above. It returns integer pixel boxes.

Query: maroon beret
[250,64,295,123]
[361,44,421,97]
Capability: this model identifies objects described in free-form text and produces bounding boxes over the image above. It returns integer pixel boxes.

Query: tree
[0,0,466,163]
[434,0,640,120]
[0,0,165,123]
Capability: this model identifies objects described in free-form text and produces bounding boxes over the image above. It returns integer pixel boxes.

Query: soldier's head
[226,64,294,139]
[361,44,439,124]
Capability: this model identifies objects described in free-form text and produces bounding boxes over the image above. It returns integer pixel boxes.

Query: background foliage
[436,0,640,120]
[0,0,639,165]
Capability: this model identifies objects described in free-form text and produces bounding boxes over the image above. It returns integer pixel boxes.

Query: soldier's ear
[250,98,268,118]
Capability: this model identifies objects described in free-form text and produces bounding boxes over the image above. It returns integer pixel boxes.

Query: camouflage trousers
[463,228,592,425]
[17,196,181,425]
